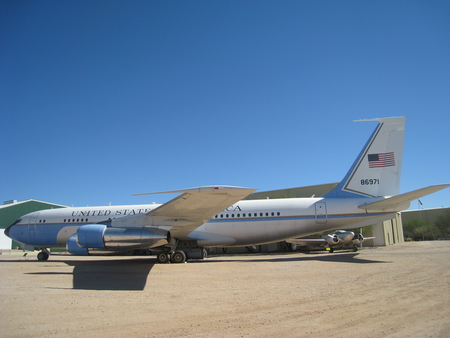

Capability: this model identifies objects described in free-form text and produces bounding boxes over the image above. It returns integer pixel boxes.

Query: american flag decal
[368,152,395,168]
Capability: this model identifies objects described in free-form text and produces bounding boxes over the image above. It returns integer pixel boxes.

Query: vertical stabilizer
[325,117,405,198]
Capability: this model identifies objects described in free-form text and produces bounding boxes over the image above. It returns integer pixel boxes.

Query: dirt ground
[1,241,449,338]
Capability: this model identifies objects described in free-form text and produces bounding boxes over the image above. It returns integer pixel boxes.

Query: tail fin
[325,117,405,198]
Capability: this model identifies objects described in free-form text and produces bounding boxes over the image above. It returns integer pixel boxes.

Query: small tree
[416,223,441,240]
[434,209,450,237]
[403,219,440,240]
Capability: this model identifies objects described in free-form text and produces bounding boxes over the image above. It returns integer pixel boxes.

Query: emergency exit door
[315,202,327,224]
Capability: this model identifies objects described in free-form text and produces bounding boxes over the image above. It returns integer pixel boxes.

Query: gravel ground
[1,241,449,338]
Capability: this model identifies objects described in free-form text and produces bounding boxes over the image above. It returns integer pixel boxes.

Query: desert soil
[1,241,449,338]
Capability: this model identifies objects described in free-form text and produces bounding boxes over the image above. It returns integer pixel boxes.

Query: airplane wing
[133,186,256,238]
[286,238,326,246]
[358,184,450,211]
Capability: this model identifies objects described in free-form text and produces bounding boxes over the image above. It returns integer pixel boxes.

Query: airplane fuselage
[7,196,394,249]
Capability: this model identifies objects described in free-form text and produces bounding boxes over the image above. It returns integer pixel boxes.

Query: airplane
[5,117,450,263]
[286,230,375,253]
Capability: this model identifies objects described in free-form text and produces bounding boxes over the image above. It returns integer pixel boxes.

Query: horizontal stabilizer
[358,184,450,211]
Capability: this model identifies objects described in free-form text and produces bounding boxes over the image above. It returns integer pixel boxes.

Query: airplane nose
[4,224,12,238]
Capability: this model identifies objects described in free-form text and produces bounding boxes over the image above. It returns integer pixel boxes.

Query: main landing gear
[157,251,187,264]
[156,248,207,264]
[37,249,50,261]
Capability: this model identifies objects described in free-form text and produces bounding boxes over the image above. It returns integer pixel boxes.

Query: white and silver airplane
[5,117,449,263]
[287,230,375,253]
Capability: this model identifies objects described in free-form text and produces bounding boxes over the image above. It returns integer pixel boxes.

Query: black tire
[37,251,49,261]
[171,251,186,263]
[157,252,171,264]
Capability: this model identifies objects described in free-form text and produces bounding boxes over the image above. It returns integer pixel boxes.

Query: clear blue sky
[1,1,449,210]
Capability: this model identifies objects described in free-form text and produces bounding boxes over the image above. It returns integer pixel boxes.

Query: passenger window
[226,214,229,218]
[271,212,274,216]
[277,212,280,216]
[265,212,268,216]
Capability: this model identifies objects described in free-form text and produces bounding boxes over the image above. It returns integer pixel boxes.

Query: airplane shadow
[24,258,156,291]
[65,258,156,290]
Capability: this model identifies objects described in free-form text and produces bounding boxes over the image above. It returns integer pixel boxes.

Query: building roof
[0,200,67,229]
[245,182,339,200]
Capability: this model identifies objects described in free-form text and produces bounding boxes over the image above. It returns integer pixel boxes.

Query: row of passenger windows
[215,212,281,219]
[37,219,91,223]
[64,219,89,223]
[39,214,281,223]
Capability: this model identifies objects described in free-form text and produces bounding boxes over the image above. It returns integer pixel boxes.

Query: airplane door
[28,212,39,231]
[315,202,327,224]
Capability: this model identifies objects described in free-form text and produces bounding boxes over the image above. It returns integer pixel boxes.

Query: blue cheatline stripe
[11,223,82,247]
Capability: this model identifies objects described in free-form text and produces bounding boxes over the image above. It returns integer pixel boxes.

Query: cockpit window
[13,218,22,225]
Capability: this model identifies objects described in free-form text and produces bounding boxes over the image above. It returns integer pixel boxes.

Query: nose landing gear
[37,249,50,261]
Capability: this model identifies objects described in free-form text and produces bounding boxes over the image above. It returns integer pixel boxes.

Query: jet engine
[66,224,170,255]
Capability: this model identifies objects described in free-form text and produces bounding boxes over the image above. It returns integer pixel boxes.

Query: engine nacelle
[66,235,89,255]
[324,234,339,245]
[74,224,170,250]
[103,226,170,249]
[77,224,107,248]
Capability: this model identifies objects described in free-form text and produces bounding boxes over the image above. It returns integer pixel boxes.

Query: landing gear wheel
[37,251,49,261]
[353,245,359,252]
[171,251,186,263]
[328,247,334,253]
[157,252,171,264]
